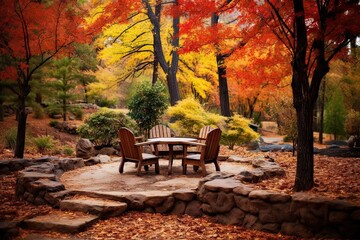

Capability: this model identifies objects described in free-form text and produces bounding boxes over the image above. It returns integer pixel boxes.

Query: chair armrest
[135,136,143,142]
[183,142,206,147]
[135,141,155,146]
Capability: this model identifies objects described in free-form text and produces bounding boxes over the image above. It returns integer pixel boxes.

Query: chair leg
[201,162,207,177]
[183,163,187,175]
[214,161,220,171]
[136,162,142,176]
[155,161,160,174]
[119,160,125,173]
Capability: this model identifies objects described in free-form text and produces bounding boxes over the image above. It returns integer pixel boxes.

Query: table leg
[168,144,174,175]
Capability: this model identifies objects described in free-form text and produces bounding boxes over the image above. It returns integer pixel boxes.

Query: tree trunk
[318,80,326,144]
[152,0,161,85]
[217,54,231,117]
[294,99,314,191]
[14,96,27,158]
[63,98,67,121]
[0,100,4,121]
[168,0,180,105]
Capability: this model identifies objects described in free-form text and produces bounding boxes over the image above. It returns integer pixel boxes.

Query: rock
[52,114,62,119]
[258,202,295,223]
[227,156,252,163]
[97,147,118,156]
[233,184,254,196]
[60,199,127,218]
[23,162,55,174]
[242,214,259,228]
[249,190,291,203]
[203,178,242,193]
[76,139,95,159]
[58,158,85,171]
[84,157,101,166]
[281,222,313,238]
[172,189,196,201]
[44,190,72,207]
[171,201,187,215]
[185,200,203,217]
[155,196,175,213]
[237,169,264,183]
[97,155,111,163]
[22,212,99,233]
[27,179,65,194]
[216,208,245,225]
[201,191,234,213]
[0,221,19,240]
[259,144,293,152]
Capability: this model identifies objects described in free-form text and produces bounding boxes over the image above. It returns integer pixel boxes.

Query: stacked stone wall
[1,158,358,238]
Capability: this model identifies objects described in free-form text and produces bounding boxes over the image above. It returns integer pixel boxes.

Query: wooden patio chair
[149,124,182,157]
[188,125,214,154]
[182,128,222,177]
[118,127,160,176]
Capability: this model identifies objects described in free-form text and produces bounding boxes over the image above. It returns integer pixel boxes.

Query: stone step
[60,198,127,218]
[22,211,99,233]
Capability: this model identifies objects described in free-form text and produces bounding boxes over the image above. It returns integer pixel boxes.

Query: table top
[147,137,197,144]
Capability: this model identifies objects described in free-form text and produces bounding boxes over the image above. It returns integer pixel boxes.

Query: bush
[49,120,59,128]
[128,81,168,136]
[4,128,17,150]
[77,110,137,146]
[63,146,74,156]
[32,103,45,119]
[96,97,117,108]
[221,114,260,150]
[70,107,83,120]
[165,98,224,136]
[45,104,62,118]
[33,135,55,153]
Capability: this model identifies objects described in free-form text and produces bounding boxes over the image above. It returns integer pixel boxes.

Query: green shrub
[45,104,62,118]
[63,146,74,156]
[77,110,137,146]
[96,97,117,108]
[165,98,224,136]
[128,81,168,136]
[70,107,83,120]
[4,128,17,150]
[33,135,55,153]
[49,120,59,128]
[32,103,45,119]
[221,114,260,150]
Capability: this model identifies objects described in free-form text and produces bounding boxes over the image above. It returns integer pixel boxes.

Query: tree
[128,80,169,137]
[345,109,360,147]
[90,0,181,105]
[324,88,346,140]
[264,0,360,190]
[0,0,87,158]
[48,57,80,121]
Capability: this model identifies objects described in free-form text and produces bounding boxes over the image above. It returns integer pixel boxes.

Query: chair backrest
[149,124,172,152]
[197,125,214,151]
[203,128,222,161]
[118,127,140,160]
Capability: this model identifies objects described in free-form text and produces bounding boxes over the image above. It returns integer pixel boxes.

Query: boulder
[76,139,95,159]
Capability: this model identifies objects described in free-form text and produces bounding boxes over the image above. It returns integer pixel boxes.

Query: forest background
[0,0,359,192]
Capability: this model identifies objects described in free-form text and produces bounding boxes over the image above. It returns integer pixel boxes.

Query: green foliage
[33,135,55,153]
[4,128,17,150]
[128,81,169,135]
[77,110,136,146]
[95,97,117,108]
[32,103,45,119]
[324,88,346,139]
[165,98,224,136]
[49,120,59,128]
[63,146,74,156]
[221,114,260,150]
[46,104,62,118]
[345,109,360,137]
[69,107,83,120]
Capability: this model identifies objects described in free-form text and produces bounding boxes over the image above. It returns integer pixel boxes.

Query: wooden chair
[118,127,160,176]
[188,125,214,154]
[182,128,222,177]
[149,124,182,157]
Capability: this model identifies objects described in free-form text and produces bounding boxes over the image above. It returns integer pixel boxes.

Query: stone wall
[2,158,359,239]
